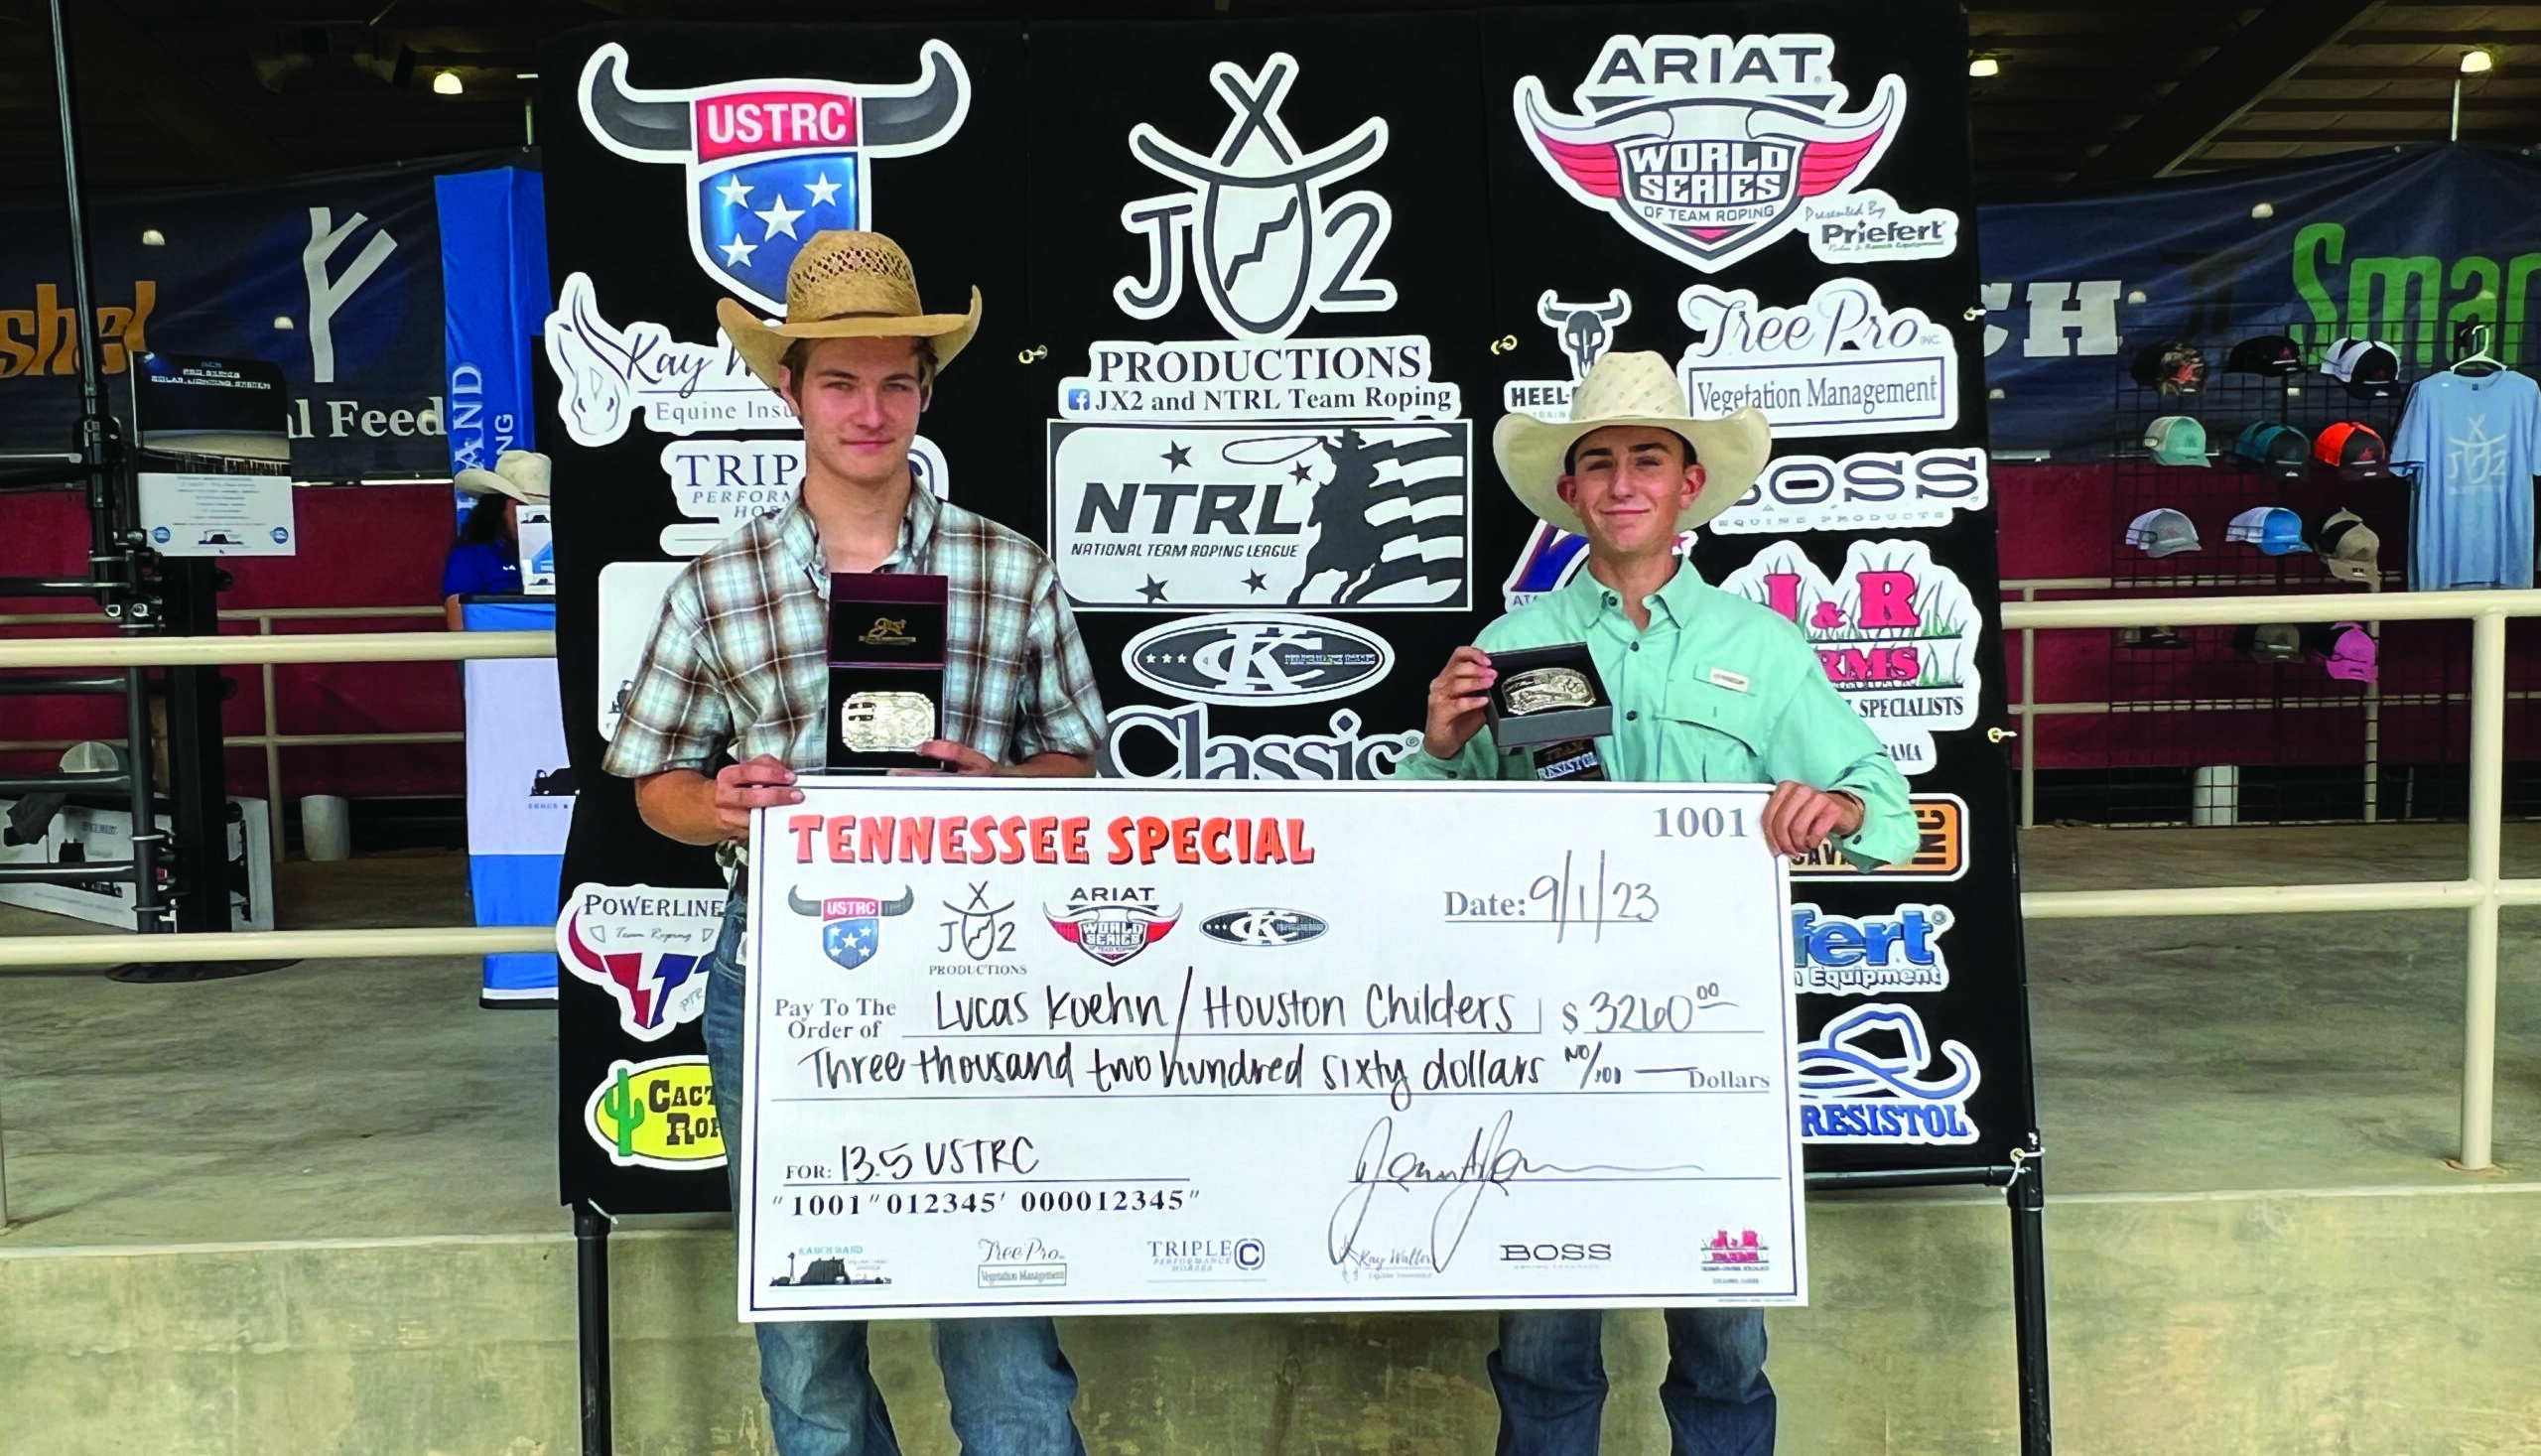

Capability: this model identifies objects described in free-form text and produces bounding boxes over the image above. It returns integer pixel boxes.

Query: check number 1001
[1654,806,1748,839]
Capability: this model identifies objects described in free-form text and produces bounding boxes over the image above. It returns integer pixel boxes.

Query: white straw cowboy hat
[1492,350,1771,537]
[455,450,551,506]
[716,230,981,391]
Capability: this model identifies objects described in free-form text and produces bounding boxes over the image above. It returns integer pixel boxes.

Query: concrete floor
[3,825,2538,1455]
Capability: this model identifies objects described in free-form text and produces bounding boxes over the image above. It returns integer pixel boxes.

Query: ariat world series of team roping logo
[1046,887,1180,967]
[578,41,971,310]
[787,885,915,971]
[1516,34,1939,272]
[1115,53,1395,342]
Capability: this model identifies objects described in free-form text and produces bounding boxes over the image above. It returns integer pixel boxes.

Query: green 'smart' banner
[1980,142,2541,458]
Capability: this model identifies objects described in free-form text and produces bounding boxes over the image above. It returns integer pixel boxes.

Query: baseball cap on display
[2321,336,2403,399]
[2231,623,2306,663]
[2313,421,2390,480]
[2224,334,2304,375]
[2315,621,2378,683]
[2314,508,2381,586]
[2225,505,2306,555]
[2144,415,2209,466]
[2225,420,2311,479]
[2126,507,2200,557]
[2130,339,2208,395]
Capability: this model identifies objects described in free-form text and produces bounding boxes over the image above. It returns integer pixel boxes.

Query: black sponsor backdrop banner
[0,155,515,480]
[545,3,2030,1214]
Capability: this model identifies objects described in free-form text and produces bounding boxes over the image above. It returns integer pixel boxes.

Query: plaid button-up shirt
[601,487,1106,780]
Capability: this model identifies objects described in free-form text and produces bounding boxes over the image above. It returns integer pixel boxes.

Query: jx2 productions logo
[1047,886,1180,966]
[1515,34,1954,271]
[787,884,915,970]
[577,40,971,309]
[1115,52,1393,341]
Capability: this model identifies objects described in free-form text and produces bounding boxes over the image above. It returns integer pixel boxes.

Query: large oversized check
[739,779,1804,1319]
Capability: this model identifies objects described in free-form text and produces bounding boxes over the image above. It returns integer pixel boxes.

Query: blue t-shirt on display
[441,541,523,598]
[2390,369,2541,591]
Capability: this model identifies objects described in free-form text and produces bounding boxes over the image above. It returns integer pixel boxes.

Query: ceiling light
[140,228,165,246]
[516,71,539,80]
[2462,49,2495,75]
[1968,56,2000,78]
[272,316,295,331]
[2250,201,2275,219]
[433,70,464,95]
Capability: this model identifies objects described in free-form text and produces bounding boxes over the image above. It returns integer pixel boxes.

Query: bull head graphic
[577,41,971,310]
[788,885,914,971]
[1537,289,1632,380]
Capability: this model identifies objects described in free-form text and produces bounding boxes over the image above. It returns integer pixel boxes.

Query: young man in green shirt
[1395,348,1917,1455]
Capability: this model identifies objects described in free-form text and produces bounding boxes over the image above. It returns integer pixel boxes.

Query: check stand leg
[2007,1140,2052,1455]
[577,1203,614,1456]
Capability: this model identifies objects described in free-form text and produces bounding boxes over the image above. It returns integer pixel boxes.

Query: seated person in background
[441,451,548,628]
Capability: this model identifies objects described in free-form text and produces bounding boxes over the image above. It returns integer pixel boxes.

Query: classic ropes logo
[1515,34,1952,272]
[577,41,970,309]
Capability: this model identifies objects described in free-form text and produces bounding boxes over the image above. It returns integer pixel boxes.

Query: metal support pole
[261,617,284,866]
[2458,609,2506,1169]
[2020,590,2038,828]
[2008,1137,2052,1455]
[575,1204,615,1456]
[121,664,166,932]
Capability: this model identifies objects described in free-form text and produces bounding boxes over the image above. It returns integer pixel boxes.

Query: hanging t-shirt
[2389,369,2541,591]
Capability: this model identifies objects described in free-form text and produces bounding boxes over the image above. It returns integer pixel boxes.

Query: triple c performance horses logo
[1514,34,1954,272]
[577,41,971,309]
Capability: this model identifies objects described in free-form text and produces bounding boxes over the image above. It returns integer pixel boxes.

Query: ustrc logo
[1500,1241,1613,1262]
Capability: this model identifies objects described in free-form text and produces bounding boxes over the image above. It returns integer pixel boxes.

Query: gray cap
[2126,507,2200,558]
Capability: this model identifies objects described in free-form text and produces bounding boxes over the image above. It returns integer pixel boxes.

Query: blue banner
[1977,142,2541,457]
[437,167,552,481]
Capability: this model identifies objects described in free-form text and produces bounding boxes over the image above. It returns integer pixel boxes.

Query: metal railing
[2,593,2535,1173]
[0,605,535,863]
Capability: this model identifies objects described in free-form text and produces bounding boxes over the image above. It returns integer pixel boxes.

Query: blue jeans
[702,894,1087,1456]
[1490,1308,1774,1456]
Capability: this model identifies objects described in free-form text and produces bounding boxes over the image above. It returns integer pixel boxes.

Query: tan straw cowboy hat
[1492,350,1771,537]
[716,230,982,391]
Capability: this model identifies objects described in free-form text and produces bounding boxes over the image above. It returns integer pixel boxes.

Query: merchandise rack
[2084,315,2532,827]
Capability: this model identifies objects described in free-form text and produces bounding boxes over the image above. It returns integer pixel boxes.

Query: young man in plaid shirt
[602,231,1105,1456]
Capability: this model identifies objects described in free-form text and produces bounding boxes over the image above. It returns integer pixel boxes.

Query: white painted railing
[4,593,2535,1172]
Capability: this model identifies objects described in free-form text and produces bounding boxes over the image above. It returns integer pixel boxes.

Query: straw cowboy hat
[716,230,981,391]
[455,450,551,506]
[1492,350,1771,537]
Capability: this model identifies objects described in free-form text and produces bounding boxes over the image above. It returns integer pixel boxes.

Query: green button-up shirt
[1391,558,1918,868]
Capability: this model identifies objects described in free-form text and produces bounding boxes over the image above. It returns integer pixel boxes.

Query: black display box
[1484,641,1613,751]
[826,573,949,773]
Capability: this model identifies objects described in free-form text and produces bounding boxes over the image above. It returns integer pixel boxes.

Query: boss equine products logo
[1796,1001,1980,1145]
[584,1056,726,1170]
[1791,901,1951,994]
[577,41,969,309]
[1124,613,1392,707]
[1515,34,1953,271]
[1720,539,1980,775]
[787,885,915,971]
[1711,448,1988,535]
[1046,887,1180,967]
[1102,703,1422,781]
[1505,289,1633,422]
[1114,53,1393,343]
[1677,279,1956,439]
[1200,907,1329,947]
[1050,422,1469,611]
[556,882,726,1041]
